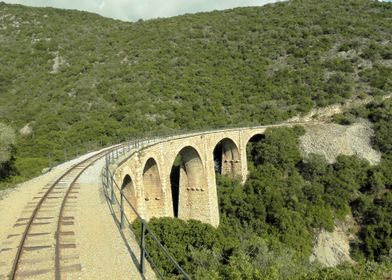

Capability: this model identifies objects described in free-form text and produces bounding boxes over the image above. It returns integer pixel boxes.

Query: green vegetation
[0,0,391,185]
[344,98,392,263]
[0,123,17,184]
[0,0,391,277]
[136,99,392,279]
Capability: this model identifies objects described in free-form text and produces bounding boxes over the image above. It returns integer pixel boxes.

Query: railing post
[110,174,115,205]
[140,220,146,274]
[48,152,52,169]
[106,156,110,194]
[120,190,125,229]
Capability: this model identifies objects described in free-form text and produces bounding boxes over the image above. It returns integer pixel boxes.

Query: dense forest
[137,98,392,279]
[0,0,392,187]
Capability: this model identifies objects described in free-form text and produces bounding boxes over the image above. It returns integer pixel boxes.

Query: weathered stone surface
[112,125,281,227]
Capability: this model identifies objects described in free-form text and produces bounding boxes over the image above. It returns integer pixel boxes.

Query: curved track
[6,145,121,280]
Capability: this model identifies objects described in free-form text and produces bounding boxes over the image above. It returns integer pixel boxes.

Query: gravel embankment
[0,148,150,279]
[300,119,381,164]
[74,157,146,279]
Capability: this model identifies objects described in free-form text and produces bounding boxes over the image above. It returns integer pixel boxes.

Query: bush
[0,123,17,180]
[332,113,356,125]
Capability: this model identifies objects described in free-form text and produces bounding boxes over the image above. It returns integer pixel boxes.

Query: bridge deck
[0,151,147,279]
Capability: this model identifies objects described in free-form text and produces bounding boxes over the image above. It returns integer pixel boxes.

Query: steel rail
[54,148,119,280]
[9,144,122,280]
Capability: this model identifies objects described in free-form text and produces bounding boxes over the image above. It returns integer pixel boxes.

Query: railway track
[0,145,123,280]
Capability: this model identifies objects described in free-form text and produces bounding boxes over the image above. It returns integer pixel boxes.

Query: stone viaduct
[111,124,297,227]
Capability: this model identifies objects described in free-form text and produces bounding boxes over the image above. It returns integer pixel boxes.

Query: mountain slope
[0,0,391,178]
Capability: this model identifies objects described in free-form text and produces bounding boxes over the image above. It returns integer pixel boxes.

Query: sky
[3,0,284,21]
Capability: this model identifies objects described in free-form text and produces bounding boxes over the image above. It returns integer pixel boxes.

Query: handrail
[102,141,190,279]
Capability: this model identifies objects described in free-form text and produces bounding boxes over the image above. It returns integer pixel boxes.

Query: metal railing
[102,140,190,279]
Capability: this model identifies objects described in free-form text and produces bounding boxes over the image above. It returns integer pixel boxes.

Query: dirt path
[74,157,144,279]
[0,149,148,279]
[288,93,392,123]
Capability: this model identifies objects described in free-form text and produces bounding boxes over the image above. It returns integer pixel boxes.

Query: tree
[249,126,305,173]
[0,123,17,180]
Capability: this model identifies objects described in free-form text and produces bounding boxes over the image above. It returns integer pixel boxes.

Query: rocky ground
[300,119,381,165]
[73,156,146,279]
[310,215,358,267]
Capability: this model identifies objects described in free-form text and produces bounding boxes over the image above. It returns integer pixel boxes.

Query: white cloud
[3,0,281,21]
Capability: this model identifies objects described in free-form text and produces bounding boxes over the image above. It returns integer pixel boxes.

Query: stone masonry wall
[113,125,287,227]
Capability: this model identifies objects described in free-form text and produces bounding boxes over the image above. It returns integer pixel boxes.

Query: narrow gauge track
[7,144,122,280]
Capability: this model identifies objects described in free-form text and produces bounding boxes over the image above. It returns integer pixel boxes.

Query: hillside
[137,98,392,279]
[0,0,391,181]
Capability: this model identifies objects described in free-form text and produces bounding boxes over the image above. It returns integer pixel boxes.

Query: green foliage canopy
[0,123,17,180]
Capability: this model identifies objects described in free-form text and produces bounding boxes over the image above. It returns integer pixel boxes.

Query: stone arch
[169,146,208,220]
[213,138,241,177]
[245,133,265,167]
[121,174,138,221]
[142,157,164,219]
[245,133,265,147]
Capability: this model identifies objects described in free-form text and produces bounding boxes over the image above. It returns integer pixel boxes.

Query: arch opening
[246,134,265,165]
[121,174,137,220]
[170,155,181,217]
[142,158,163,219]
[213,138,240,177]
[169,146,206,220]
